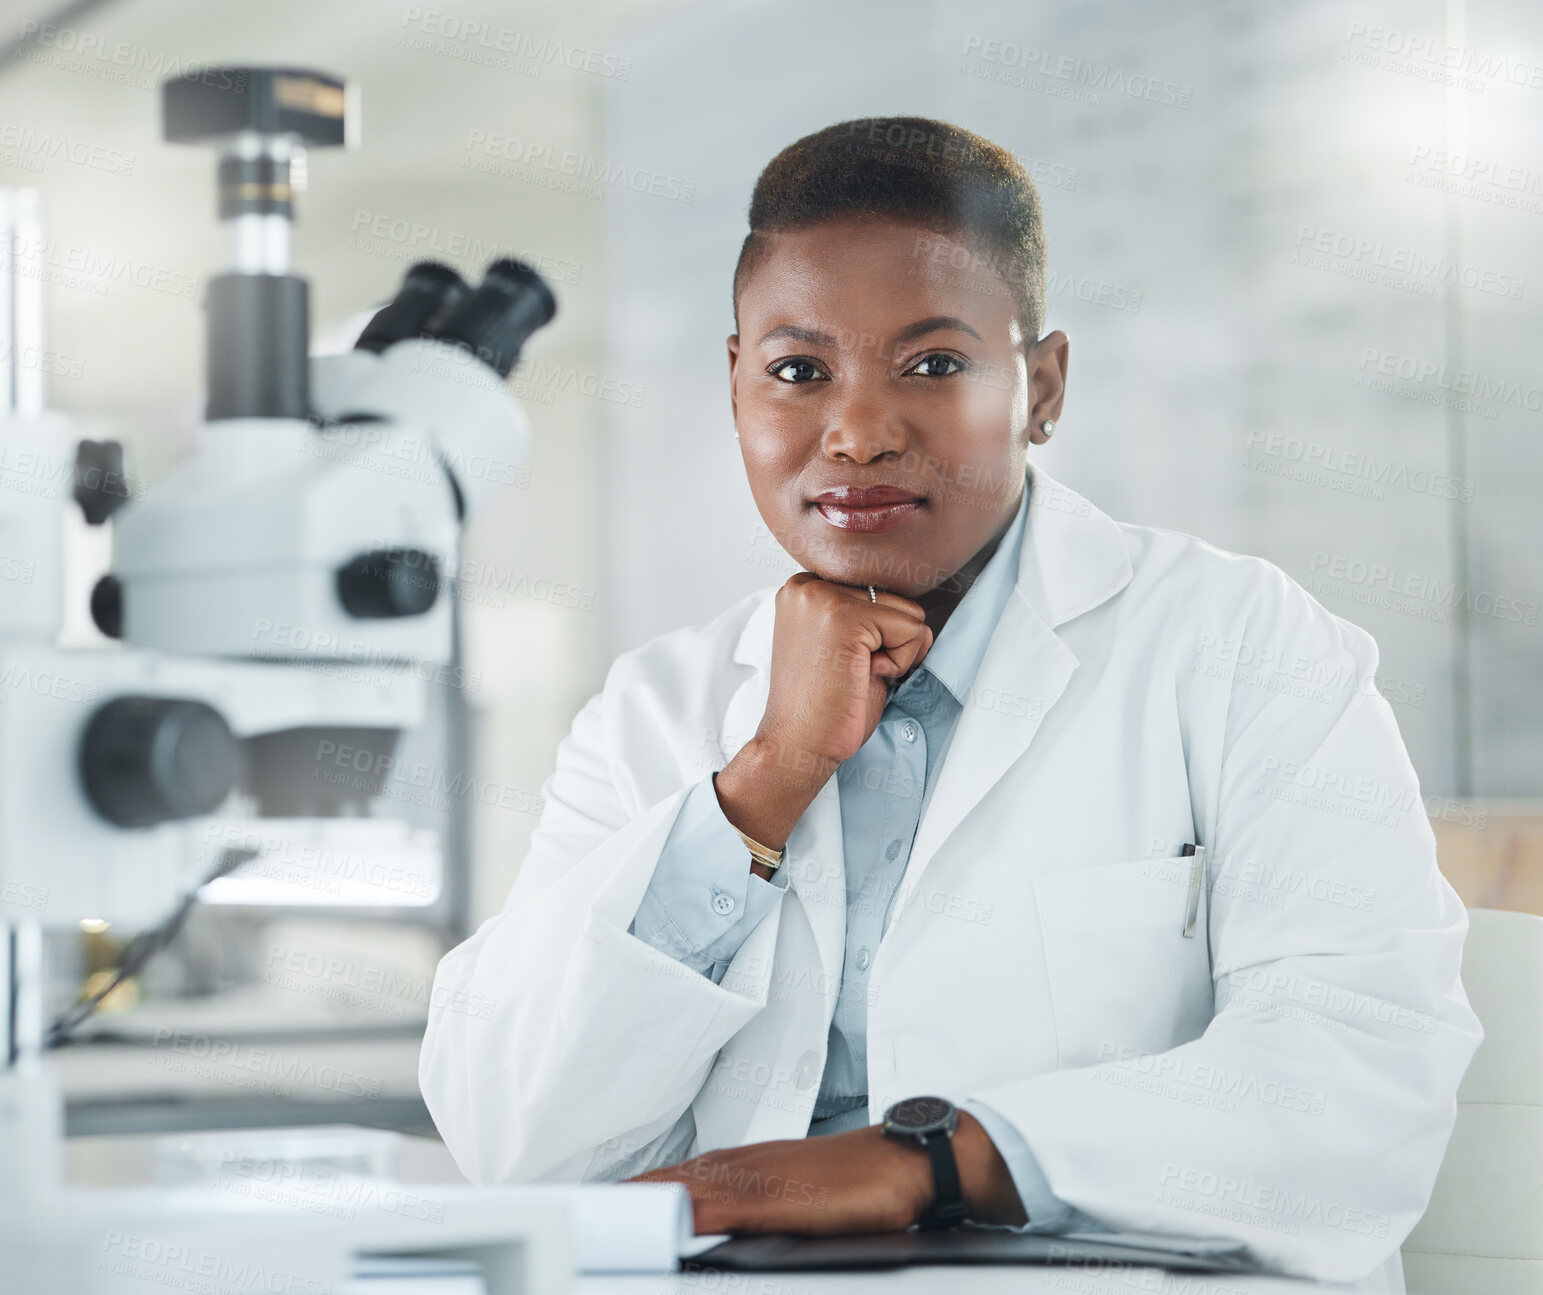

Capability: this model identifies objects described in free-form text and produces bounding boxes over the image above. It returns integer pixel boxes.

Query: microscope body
[113,329,535,666]
[0,329,546,933]
[0,64,553,936]
[1,64,567,1295]
[0,72,556,1283]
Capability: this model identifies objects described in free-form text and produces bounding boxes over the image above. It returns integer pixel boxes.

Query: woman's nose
[819,385,910,463]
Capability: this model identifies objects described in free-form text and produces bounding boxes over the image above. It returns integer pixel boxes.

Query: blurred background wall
[604,0,1543,813]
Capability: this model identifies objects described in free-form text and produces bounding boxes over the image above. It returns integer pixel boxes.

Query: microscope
[0,67,568,1292]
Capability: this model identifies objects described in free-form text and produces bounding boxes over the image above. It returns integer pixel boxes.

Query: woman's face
[728,215,1069,599]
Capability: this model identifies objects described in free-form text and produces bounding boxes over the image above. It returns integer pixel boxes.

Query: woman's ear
[1026,330,1069,444]
[727,333,740,425]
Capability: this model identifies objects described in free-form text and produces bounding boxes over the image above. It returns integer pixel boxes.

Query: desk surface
[66,1131,1391,1295]
[578,1275,1371,1294]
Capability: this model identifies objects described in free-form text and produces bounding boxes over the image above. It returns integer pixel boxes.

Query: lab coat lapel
[890,589,1076,916]
[891,467,1134,916]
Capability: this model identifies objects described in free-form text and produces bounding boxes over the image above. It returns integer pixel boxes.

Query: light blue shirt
[629,476,1075,1231]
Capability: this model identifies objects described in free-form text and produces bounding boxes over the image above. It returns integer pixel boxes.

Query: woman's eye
[907,353,967,378]
[769,358,827,383]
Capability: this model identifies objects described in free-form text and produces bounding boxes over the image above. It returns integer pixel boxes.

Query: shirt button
[901,721,918,742]
[856,947,872,971]
[885,839,902,861]
[712,892,735,916]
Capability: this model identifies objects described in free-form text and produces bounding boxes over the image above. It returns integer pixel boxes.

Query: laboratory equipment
[0,66,565,1293]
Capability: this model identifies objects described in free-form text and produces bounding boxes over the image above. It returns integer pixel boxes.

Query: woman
[420,117,1480,1286]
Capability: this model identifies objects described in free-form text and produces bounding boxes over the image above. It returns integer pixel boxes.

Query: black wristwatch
[881,1095,970,1229]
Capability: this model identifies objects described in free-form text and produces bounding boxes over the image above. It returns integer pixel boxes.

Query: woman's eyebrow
[756,316,984,347]
[892,315,983,344]
[757,323,837,347]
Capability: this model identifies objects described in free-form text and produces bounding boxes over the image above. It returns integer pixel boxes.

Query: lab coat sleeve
[419,681,788,1186]
[965,572,1483,1282]
[628,773,791,983]
[959,1098,1095,1233]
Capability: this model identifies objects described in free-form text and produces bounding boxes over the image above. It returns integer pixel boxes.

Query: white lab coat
[421,466,1481,1288]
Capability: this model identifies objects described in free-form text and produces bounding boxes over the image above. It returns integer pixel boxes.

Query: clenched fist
[712,573,932,863]
[762,572,933,769]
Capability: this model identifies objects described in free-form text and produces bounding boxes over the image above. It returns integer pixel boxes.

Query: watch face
[885,1095,955,1135]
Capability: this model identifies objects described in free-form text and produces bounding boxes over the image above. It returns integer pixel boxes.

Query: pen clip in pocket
[1181,845,1205,939]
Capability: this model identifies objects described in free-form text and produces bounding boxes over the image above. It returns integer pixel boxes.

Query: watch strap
[917,1129,970,1229]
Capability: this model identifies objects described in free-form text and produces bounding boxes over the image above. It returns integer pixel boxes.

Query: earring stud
[1041,419,1056,439]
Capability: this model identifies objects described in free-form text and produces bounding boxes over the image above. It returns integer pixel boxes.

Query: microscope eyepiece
[427,258,558,379]
[356,261,471,354]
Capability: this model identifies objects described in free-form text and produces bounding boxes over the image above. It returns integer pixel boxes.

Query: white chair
[1402,908,1543,1294]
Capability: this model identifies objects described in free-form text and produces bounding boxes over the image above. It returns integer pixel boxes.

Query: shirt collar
[912,474,1031,706]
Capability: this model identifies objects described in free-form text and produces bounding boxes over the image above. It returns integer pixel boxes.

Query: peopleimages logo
[0,122,136,174]
[1292,225,1526,299]
[959,34,1194,108]
[1306,552,1539,626]
[13,26,252,94]
[462,130,696,203]
[98,1231,333,1295]
[399,6,631,80]
[1343,21,1543,91]
[0,231,199,299]
[1244,429,1477,503]
[1356,346,1543,413]
[347,209,584,285]
[1157,1162,1393,1238]
[1407,145,1543,216]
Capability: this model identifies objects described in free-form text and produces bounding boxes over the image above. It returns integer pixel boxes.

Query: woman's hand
[763,572,933,766]
[629,1125,930,1236]
[713,574,932,854]
[625,1113,1027,1235]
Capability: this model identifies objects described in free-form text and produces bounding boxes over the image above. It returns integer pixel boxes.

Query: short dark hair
[732,116,1047,342]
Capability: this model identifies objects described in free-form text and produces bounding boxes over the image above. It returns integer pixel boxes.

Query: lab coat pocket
[1033,856,1214,1068]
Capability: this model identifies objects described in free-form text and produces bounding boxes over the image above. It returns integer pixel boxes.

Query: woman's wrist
[713,733,831,854]
[952,1111,1029,1226]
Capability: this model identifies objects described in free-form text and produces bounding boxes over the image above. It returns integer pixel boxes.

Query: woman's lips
[813,499,926,532]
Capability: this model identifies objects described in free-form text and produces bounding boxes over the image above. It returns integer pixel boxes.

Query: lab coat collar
[731,463,1134,670]
[916,471,1029,708]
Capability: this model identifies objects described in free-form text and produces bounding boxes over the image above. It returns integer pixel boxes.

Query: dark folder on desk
[686,1228,1256,1274]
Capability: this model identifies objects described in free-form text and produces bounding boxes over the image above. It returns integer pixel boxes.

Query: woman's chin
[802,563,920,598]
